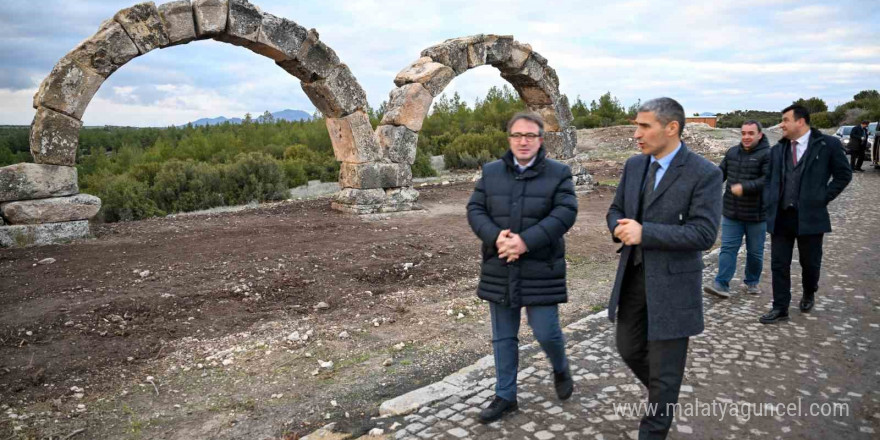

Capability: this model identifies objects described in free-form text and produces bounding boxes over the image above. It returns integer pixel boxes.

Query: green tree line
[717,90,880,129]
[0,86,642,222]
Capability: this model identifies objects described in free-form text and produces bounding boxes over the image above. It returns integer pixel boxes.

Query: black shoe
[854,168,865,172]
[799,295,815,312]
[759,308,789,324]
[478,396,518,423]
[554,367,574,400]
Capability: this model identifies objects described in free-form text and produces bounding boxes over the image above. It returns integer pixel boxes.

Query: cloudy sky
[1,0,878,126]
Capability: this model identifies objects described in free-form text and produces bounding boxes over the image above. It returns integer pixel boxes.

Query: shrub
[91,174,163,222]
[151,160,225,213]
[411,149,437,178]
[223,152,288,204]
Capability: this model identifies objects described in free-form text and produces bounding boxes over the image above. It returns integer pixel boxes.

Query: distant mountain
[698,112,717,117]
[188,109,311,126]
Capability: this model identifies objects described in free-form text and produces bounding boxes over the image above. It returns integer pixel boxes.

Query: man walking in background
[759,105,852,324]
[607,97,722,438]
[704,120,771,298]
[467,112,578,423]
[849,120,868,172]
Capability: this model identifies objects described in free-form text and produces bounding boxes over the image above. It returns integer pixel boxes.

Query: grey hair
[742,120,764,133]
[638,97,685,136]
[507,111,545,137]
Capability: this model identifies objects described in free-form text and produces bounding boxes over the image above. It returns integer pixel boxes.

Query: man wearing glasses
[467,112,578,423]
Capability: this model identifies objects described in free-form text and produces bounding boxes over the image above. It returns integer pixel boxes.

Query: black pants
[616,261,689,440]
[851,147,865,170]
[771,208,824,310]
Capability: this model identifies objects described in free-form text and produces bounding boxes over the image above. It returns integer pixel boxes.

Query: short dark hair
[742,120,763,132]
[638,97,685,136]
[507,112,545,136]
[781,104,810,125]
[861,120,869,125]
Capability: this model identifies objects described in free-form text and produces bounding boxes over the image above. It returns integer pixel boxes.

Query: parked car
[868,122,877,148]
[834,125,854,150]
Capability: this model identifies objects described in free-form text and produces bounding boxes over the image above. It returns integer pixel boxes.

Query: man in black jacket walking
[704,121,771,298]
[759,105,852,324]
[850,120,869,172]
[467,112,578,423]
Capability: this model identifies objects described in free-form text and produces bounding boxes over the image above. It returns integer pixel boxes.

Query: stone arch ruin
[332,34,590,214]
[0,0,591,247]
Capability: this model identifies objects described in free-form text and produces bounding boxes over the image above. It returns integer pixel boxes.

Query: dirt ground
[0,169,629,439]
[0,125,742,439]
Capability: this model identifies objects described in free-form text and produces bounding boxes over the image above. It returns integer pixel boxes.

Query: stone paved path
[366,170,880,439]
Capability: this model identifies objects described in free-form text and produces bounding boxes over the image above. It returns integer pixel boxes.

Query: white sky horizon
[1,0,878,127]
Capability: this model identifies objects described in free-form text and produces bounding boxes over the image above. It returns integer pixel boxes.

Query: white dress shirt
[793,131,810,162]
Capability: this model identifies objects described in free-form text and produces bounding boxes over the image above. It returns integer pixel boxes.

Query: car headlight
[842,138,849,144]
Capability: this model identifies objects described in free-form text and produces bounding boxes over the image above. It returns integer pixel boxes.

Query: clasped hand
[496,229,527,263]
[614,218,642,245]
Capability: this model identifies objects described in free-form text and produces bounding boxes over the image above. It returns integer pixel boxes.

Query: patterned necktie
[791,140,798,166]
[633,161,661,266]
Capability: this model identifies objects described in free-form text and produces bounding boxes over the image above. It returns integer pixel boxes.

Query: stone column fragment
[393,57,455,97]
[254,13,307,61]
[69,20,140,78]
[30,107,83,167]
[0,163,78,202]
[380,84,433,132]
[32,57,104,120]
[193,0,228,37]
[325,111,381,164]
[376,125,418,165]
[158,0,197,46]
[339,163,412,189]
[0,220,90,248]
[219,0,262,48]
[301,64,367,117]
[114,2,170,54]
[1,194,101,225]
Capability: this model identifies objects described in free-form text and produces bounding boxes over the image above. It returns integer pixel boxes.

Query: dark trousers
[615,261,689,440]
[770,208,824,310]
[851,147,865,170]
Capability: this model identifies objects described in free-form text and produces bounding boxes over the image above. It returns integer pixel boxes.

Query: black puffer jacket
[718,135,771,222]
[466,147,578,307]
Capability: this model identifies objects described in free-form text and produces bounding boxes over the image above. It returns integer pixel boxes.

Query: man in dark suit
[759,105,852,323]
[606,97,722,438]
[849,120,869,172]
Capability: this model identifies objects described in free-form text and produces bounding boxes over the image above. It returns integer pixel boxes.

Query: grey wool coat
[606,144,723,341]
[467,147,578,308]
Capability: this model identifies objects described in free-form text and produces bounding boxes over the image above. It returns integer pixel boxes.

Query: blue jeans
[715,216,767,289]
[490,303,569,401]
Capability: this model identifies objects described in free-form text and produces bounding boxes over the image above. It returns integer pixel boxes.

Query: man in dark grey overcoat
[606,97,722,439]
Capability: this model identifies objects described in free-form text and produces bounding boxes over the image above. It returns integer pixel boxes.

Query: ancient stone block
[158,0,197,46]
[393,57,456,97]
[30,107,82,167]
[376,125,417,165]
[253,13,307,61]
[333,188,385,206]
[277,29,340,82]
[67,20,140,78]
[1,194,101,225]
[543,126,577,160]
[325,111,381,164]
[339,163,412,190]
[32,57,104,120]
[383,186,419,208]
[114,2,170,54]
[0,163,78,203]
[380,84,433,132]
[301,64,367,118]
[466,35,487,68]
[193,0,228,37]
[218,0,262,48]
[484,35,513,65]
[532,96,572,133]
[502,55,555,106]
[421,39,469,75]
[0,220,90,248]
[501,41,532,72]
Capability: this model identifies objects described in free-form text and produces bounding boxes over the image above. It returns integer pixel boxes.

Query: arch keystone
[193,0,228,37]
[158,1,197,46]
[114,2,170,54]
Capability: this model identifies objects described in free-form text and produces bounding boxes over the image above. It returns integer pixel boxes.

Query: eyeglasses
[508,133,541,140]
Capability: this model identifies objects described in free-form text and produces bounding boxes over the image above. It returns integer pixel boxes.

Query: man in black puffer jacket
[704,121,771,298]
[467,112,578,423]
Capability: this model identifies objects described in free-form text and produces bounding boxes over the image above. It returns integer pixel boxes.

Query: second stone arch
[333,34,589,215]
